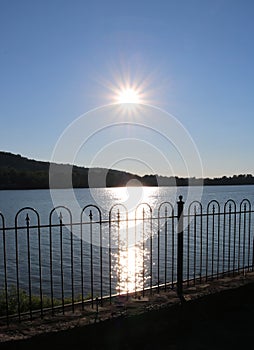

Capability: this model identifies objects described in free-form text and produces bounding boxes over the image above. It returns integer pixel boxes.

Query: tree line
[1,151,254,190]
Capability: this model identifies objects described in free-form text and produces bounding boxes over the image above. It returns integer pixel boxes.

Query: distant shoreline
[1,151,254,190]
[1,183,254,191]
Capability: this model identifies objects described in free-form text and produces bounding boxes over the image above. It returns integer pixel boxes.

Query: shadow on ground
[2,281,254,350]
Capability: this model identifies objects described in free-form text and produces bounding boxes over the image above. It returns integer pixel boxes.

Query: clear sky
[1,0,254,178]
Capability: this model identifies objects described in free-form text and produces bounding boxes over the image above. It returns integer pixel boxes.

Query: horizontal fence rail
[0,196,253,324]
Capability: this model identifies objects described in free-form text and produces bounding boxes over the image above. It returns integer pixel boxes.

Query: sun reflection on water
[111,184,159,219]
[114,243,150,294]
[109,184,158,294]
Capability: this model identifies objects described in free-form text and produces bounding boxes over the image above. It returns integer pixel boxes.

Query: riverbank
[1,272,254,349]
[2,151,254,190]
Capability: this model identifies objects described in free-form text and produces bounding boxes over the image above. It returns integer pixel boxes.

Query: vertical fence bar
[240,199,250,273]
[1,213,9,324]
[134,213,137,297]
[14,214,21,322]
[239,200,251,272]
[238,206,242,273]
[157,203,163,292]
[243,203,247,271]
[157,212,160,293]
[14,207,40,321]
[199,205,203,283]
[206,201,220,280]
[89,210,94,308]
[187,201,202,285]
[59,212,65,315]
[117,209,120,295]
[25,214,32,320]
[252,211,254,271]
[205,208,209,282]
[80,217,84,310]
[233,204,237,275]
[99,214,103,305]
[80,205,102,308]
[246,201,251,271]
[148,205,153,294]
[171,209,175,289]
[187,212,190,285]
[142,208,145,297]
[109,204,128,298]
[211,205,215,279]
[164,207,168,291]
[108,213,112,303]
[149,208,153,295]
[37,216,43,319]
[193,206,197,284]
[158,202,174,291]
[238,200,251,273]
[70,219,74,312]
[125,211,129,299]
[223,209,226,274]
[134,203,152,296]
[48,206,73,315]
[228,204,232,275]
[49,215,54,315]
[217,208,221,279]
[224,200,237,277]
[177,195,184,302]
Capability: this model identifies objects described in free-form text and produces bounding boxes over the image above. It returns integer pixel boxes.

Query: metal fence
[0,196,253,324]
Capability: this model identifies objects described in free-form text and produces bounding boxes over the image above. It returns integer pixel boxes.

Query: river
[0,185,254,300]
[1,185,254,223]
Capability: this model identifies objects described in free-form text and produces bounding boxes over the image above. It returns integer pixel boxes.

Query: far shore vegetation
[1,151,254,190]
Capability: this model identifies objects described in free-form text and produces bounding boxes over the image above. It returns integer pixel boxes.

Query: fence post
[177,195,185,303]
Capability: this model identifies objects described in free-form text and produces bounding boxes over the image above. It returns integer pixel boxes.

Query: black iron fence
[0,196,253,324]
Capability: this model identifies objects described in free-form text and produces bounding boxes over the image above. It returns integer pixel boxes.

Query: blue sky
[1,0,254,178]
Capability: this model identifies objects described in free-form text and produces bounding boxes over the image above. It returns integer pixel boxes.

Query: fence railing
[0,196,253,324]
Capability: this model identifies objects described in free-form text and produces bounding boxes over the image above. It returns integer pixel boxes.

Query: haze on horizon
[1,0,254,179]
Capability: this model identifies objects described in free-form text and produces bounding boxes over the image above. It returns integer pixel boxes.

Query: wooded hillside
[0,151,254,190]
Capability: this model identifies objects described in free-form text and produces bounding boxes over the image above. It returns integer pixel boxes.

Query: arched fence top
[49,205,73,225]
[135,202,153,219]
[223,199,237,212]
[80,204,102,223]
[187,200,203,215]
[1,197,252,227]
[157,201,174,217]
[109,203,128,222]
[14,207,41,226]
[206,199,221,213]
[0,212,5,228]
[240,198,251,211]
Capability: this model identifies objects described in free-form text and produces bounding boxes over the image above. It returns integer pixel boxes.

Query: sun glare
[101,65,159,105]
[117,88,141,104]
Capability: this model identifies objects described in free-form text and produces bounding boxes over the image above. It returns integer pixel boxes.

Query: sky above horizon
[1,0,254,178]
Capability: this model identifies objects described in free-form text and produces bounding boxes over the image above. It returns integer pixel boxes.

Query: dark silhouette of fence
[0,196,253,324]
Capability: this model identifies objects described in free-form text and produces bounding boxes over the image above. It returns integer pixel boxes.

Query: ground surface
[1,272,254,349]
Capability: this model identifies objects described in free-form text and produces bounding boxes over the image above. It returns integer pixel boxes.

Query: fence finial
[25,213,30,223]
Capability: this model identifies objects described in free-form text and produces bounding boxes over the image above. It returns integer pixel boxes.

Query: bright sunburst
[100,65,158,105]
[117,88,141,104]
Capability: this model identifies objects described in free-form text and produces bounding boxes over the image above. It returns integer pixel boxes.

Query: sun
[116,88,141,104]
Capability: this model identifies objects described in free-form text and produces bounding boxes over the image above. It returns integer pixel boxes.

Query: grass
[0,286,84,317]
